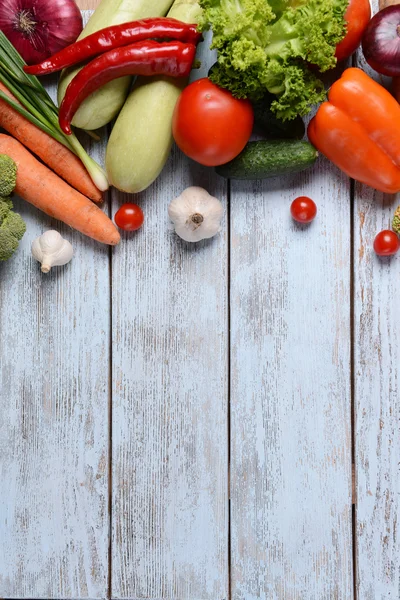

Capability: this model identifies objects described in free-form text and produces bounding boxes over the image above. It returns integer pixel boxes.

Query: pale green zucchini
[106,0,202,193]
[57,0,174,131]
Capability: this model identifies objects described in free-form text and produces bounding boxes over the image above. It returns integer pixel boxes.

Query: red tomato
[290,196,317,224]
[335,0,371,62]
[373,230,400,256]
[114,203,144,231]
[172,78,254,167]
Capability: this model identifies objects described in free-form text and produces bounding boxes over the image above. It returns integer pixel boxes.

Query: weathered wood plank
[354,2,400,595]
[110,40,228,599]
[230,161,353,597]
[354,169,400,600]
[0,59,110,599]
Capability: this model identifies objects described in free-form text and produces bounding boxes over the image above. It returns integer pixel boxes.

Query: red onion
[362,5,400,77]
[0,0,83,65]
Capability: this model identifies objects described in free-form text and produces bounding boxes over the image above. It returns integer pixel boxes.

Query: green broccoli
[393,206,400,236]
[0,228,19,261]
[0,160,26,262]
[0,154,17,197]
[0,197,13,221]
[2,210,26,241]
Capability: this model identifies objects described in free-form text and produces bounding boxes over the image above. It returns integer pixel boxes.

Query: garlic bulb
[168,187,224,243]
[31,230,73,273]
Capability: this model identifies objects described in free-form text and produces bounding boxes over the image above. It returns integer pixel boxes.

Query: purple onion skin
[362,5,400,77]
[0,0,83,65]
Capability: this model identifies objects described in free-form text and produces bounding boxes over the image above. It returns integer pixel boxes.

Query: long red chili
[59,40,197,135]
[24,17,202,76]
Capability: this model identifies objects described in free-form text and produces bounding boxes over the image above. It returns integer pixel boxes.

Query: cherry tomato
[172,78,254,167]
[335,0,371,62]
[373,230,400,256]
[290,196,317,224]
[114,203,144,231]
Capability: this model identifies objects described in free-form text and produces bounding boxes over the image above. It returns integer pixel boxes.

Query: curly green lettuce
[200,0,349,120]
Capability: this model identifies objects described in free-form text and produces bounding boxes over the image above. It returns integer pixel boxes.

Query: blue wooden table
[0,1,399,597]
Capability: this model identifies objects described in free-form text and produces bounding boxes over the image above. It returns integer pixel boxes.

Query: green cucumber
[215,140,318,180]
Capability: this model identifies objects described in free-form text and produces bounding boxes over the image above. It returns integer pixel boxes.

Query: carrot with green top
[0,82,103,203]
[0,135,120,246]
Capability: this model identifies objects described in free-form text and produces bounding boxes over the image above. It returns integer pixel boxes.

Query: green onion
[0,31,109,192]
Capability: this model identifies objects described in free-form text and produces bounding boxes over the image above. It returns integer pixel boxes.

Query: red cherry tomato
[172,78,254,167]
[290,196,317,224]
[335,0,371,62]
[373,230,400,256]
[114,203,144,231]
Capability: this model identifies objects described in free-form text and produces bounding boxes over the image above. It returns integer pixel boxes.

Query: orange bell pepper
[308,68,400,194]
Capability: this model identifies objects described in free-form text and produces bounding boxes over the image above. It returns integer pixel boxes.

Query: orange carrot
[0,82,103,203]
[0,135,120,246]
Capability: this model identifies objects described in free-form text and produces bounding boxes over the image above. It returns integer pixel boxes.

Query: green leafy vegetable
[199,0,349,120]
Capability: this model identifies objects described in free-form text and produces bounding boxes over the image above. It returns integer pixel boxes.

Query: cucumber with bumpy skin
[215,140,318,180]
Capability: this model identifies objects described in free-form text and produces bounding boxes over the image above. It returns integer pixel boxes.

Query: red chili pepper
[24,17,202,76]
[59,40,197,135]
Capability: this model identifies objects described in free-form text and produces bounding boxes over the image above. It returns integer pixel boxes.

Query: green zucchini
[57,0,174,131]
[106,0,202,193]
[215,140,318,180]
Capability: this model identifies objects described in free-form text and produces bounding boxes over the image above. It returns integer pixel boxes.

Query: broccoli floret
[0,195,26,261]
[0,154,17,197]
[0,197,13,222]
[0,228,19,261]
[2,211,26,241]
[393,206,400,236]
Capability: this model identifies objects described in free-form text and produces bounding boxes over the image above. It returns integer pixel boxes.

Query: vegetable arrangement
[199,0,370,120]
[0,135,120,245]
[0,0,399,267]
[106,0,203,194]
[0,31,108,191]
[58,40,198,135]
[57,0,177,131]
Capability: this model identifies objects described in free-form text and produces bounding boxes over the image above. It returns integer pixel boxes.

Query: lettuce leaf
[199,0,349,120]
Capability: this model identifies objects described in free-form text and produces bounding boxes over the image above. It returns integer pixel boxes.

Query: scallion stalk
[0,31,109,192]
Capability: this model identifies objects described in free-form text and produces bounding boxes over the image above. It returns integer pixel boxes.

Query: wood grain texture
[229,161,353,598]
[110,39,228,600]
[354,3,400,595]
[0,72,110,598]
